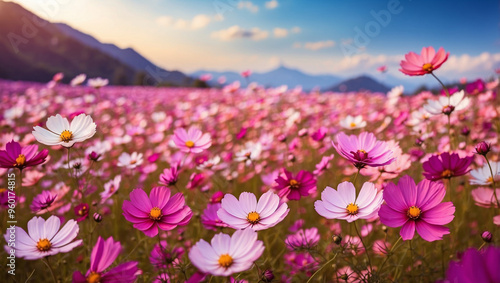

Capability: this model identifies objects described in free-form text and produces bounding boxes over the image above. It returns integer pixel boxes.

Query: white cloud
[294,40,336,51]
[238,1,259,13]
[273,28,288,38]
[211,26,269,41]
[291,26,301,34]
[156,14,212,30]
[265,0,279,9]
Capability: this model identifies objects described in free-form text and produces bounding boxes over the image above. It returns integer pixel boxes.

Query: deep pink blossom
[73,236,140,283]
[445,246,500,283]
[273,169,316,200]
[0,140,48,170]
[378,175,455,242]
[422,152,473,181]
[122,187,192,237]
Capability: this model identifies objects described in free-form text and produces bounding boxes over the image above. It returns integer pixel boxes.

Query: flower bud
[475,141,491,156]
[88,151,101,162]
[262,270,274,282]
[93,212,102,223]
[460,126,470,136]
[332,235,342,245]
[481,231,493,243]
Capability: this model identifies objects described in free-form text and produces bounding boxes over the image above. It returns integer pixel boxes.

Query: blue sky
[8,0,500,83]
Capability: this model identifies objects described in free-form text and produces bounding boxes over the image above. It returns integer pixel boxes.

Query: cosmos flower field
[1,48,500,282]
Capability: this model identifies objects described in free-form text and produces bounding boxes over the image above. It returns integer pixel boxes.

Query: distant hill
[191,65,342,91]
[327,75,391,93]
[55,23,191,85]
[0,1,137,84]
[0,1,191,86]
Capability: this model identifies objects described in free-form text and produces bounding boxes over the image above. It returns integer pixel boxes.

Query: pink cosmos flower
[188,229,264,277]
[241,70,252,78]
[332,132,395,169]
[313,154,334,176]
[149,240,184,270]
[315,182,383,222]
[399,46,449,76]
[73,236,140,283]
[159,164,180,186]
[122,187,192,237]
[201,203,229,231]
[172,127,211,154]
[422,152,473,181]
[4,215,82,260]
[217,191,289,231]
[30,190,57,213]
[378,175,455,242]
[471,187,500,208]
[285,227,320,250]
[445,246,500,283]
[273,169,317,200]
[0,140,48,170]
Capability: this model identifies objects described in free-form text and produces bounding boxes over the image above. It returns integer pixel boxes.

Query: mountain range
[0,0,425,92]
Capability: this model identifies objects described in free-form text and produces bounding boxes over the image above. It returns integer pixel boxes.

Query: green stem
[306,253,338,283]
[430,72,450,100]
[352,168,361,190]
[484,157,500,207]
[43,257,57,283]
[379,236,403,272]
[353,222,372,271]
[478,242,486,251]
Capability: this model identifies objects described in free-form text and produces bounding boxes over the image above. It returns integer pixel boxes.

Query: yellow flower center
[149,207,162,220]
[350,122,357,128]
[441,169,453,178]
[15,154,26,166]
[87,272,101,283]
[36,238,52,252]
[346,203,359,215]
[247,211,260,224]
[487,176,494,184]
[407,206,421,220]
[289,179,299,188]
[0,188,6,193]
[130,160,137,165]
[359,149,367,154]
[422,63,434,72]
[218,254,233,268]
[60,130,73,142]
[185,140,195,148]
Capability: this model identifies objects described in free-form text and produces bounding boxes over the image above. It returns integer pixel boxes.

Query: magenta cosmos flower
[333,132,395,169]
[445,246,500,283]
[122,187,192,237]
[273,169,317,200]
[172,126,211,153]
[399,46,449,76]
[0,140,48,170]
[422,152,473,181]
[73,236,140,283]
[188,228,264,277]
[378,175,455,242]
[315,182,383,222]
[217,191,289,231]
[4,215,82,260]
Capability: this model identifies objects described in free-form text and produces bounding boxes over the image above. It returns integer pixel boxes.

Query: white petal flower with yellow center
[339,115,367,130]
[32,114,96,148]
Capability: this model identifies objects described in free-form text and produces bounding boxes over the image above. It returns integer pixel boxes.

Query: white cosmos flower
[234,142,262,166]
[470,162,500,186]
[423,90,470,115]
[87,77,109,89]
[32,114,97,148]
[117,152,143,169]
[339,115,367,130]
[70,74,86,86]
